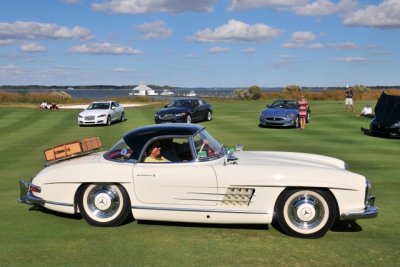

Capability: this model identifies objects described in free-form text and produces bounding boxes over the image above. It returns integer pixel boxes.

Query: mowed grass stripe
[0,109,77,171]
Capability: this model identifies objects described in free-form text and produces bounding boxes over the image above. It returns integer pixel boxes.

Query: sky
[0,0,399,88]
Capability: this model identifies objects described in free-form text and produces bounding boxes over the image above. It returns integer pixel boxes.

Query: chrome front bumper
[18,180,45,206]
[341,195,378,220]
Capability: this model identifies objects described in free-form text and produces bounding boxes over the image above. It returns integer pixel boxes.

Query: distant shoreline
[1,85,399,91]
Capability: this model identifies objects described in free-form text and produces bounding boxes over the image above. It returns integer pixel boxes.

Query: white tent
[131,82,158,96]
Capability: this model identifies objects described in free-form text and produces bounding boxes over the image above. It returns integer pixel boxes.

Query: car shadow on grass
[270,218,362,237]
[330,220,362,232]
[258,124,298,130]
[28,206,82,221]
[137,220,269,231]
[28,206,136,226]
[360,126,399,139]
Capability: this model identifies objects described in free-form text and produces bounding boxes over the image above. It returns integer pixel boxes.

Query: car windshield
[87,103,110,110]
[104,139,134,162]
[167,100,192,108]
[193,129,225,161]
[270,100,298,109]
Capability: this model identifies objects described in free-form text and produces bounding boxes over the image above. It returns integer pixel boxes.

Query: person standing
[345,86,354,112]
[298,96,308,129]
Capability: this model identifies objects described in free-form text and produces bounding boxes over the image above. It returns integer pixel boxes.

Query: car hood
[79,109,109,116]
[157,107,189,114]
[262,108,297,117]
[235,151,346,169]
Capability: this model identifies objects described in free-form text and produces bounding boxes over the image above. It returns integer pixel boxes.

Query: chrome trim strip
[231,184,357,191]
[45,200,74,207]
[132,205,269,215]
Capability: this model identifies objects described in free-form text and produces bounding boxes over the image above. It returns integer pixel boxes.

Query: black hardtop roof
[123,124,204,159]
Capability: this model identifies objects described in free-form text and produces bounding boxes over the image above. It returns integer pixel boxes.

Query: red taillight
[29,184,41,193]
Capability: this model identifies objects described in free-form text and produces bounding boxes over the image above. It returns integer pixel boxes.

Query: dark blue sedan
[259,99,310,128]
[155,98,213,124]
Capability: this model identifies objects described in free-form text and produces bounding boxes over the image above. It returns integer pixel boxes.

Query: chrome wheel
[120,112,125,122]
[206,111,212,121]
[78,184,131,227]
[106,116,112,126]
[275,189,336,238]
[186,114,191,123]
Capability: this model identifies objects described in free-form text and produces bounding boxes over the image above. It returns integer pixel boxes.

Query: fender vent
[221,187,255,206]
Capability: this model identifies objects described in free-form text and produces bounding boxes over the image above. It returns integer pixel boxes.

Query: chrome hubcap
[87,185,121,219]
[287,193,325,230]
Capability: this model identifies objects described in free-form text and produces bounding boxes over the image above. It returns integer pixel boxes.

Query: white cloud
[136,20,172,39]
[20,43,47,52]
[184,54,197,59]
[291,31,316,42]
[92,0,218,14]
[343,0,400,28]
[271,54,299,68]
[309,43,324,49]
[0,39,15,45]
[69,42,142,55]
[293,0,340,16]
[112,67,132,72]
[283,31,316,48]
[242,47,256,55]
[208,46,230,54]
[227,0,307,11]
[190,19,281,43]
[328,42,358,50]
[282,42,305,48]
[333,56,367,63]
[63,0,82,4]
[0,21,94,41]
[228,0,359,17]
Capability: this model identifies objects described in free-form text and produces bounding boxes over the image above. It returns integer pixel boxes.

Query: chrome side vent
[221,187,255,206]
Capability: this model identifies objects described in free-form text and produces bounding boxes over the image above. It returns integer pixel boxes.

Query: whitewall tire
[78,184,131,227]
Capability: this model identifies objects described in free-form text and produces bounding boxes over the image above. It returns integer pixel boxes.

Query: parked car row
[78,98,313,129]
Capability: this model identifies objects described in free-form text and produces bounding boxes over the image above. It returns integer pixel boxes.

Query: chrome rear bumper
[18,180,44,206]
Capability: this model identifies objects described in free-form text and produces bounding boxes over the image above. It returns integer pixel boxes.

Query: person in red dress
[298,96,308,129]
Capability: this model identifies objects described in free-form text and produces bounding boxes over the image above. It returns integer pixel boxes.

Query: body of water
[2,88,241,99]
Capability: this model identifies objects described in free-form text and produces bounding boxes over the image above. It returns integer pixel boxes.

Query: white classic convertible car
[19,124,377,238]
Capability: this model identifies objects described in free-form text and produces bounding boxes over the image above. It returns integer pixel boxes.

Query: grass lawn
[0,100,399,266]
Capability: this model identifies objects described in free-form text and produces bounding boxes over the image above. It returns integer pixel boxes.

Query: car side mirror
[227,150,238,163]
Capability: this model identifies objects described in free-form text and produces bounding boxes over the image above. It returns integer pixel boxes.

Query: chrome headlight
[390,121,400,128]
[286,113,296,118]
[365,179,375,206]
[78,115,83,118]
[175,112,186,117]
[97,114,107,118]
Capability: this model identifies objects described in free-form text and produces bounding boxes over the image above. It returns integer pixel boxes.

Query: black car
[369,92,400,138]
[155,98,213,124]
